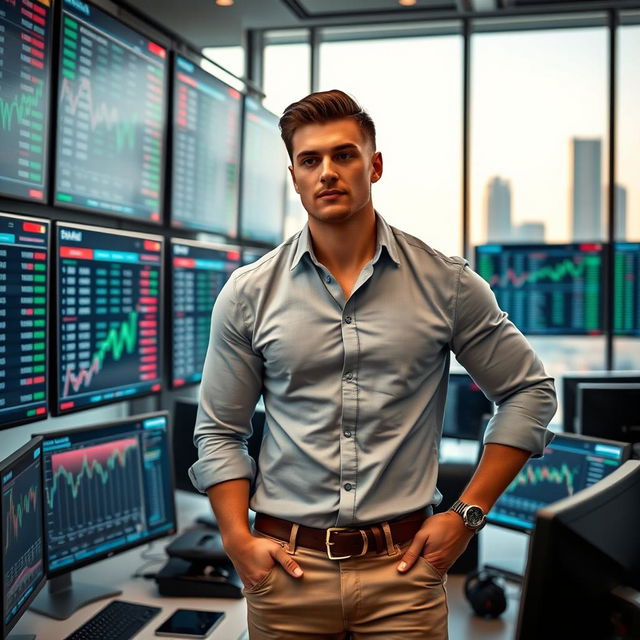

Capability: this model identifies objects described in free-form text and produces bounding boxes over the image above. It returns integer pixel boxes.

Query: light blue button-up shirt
[189,213,557,528]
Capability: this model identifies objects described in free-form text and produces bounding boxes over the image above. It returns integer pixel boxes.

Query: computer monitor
[475,243,604,335]
[486,432,631,533]
[172,399,265,494]
[239,97,287,245]
[0,214,49,430]
[516,459,640,639]
[171,53,242,235]
[561,371,640,432]
[442,373,493,440]
[614,242,639,336]
[54,0,167,223]
[1,437,45,640]
[55,222,163,414]
[0,0,52,203]
[576,383,640,444]
[170,239,241,388]
[32,412,176,619]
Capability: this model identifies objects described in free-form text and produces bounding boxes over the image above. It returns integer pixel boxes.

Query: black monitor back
[173,399,265,492]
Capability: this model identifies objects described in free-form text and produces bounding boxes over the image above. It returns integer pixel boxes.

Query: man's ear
[289,165,300,194]
[371,151,383,184]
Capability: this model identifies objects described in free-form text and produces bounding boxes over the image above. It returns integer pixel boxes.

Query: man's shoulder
[389,224,467,272]
[232,230,302,289]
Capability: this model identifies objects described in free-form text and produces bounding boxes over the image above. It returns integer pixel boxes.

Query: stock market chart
[475,243,604,335]
[614,242,640,336]
[240,97,287,245]
[2,441,44,629]
[54,0,166,222]
[0,0,51,201]
[171,54,241,234]
[170,239,240,387]
[0,213,48,429]
[56,223,162,413]
[487,434,628,531]
[41,414,175,573]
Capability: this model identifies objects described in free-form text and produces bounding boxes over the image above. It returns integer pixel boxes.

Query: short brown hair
[279,90,376,161]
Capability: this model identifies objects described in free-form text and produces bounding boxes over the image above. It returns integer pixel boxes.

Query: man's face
[288,118,382,224]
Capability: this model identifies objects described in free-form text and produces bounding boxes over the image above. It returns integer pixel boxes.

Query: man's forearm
[457,443,531,512]
[206,478,253,548]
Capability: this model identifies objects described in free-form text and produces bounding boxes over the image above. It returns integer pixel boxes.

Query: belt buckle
[325,527,369,560]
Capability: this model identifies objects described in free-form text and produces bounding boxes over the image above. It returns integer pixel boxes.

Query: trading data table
[0,213,48,428]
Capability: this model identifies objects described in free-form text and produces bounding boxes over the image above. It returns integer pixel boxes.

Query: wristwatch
[449,500,487,533]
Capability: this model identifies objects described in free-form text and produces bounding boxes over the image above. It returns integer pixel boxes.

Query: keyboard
[64,600,161,640]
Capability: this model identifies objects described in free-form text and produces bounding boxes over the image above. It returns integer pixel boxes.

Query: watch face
[465,506,485,528]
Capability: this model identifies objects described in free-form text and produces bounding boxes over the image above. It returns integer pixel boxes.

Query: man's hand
[396,511,475,576]
[225,534,304,589]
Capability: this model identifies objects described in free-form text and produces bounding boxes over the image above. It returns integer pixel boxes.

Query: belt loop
[285,522,299,555]
[381,521,395,556]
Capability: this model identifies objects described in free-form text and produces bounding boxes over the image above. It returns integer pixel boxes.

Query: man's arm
[397,443,530,574]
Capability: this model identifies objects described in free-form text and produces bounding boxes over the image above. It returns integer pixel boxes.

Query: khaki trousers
[243,527,449,640]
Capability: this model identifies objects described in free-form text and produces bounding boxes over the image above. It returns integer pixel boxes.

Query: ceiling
[119,0,624,49]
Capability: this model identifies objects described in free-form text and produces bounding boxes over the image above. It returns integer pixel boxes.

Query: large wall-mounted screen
[54,0,167,223]
[614,242,640,336]
[171,54,242,235]
[0,213,49,430]
[55,222,163,414]
[0,0,52,202]
[475,243,604,335]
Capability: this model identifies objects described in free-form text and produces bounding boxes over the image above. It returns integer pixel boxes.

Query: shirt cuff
[482,414,556,459]
[188,454,256,493]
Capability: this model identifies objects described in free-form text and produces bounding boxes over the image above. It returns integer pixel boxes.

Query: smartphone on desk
[155,608,225,638]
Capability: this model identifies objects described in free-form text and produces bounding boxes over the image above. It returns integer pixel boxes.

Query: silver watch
[449,499,487,533]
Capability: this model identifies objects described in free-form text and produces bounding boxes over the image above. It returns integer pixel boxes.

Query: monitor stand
[30,573,121,620]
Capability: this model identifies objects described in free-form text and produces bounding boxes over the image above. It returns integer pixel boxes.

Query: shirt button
[345,316,352,324]
[344,483,352,491]
[344,430,352,438]
[345,372,353,381]
[325,275,331,283]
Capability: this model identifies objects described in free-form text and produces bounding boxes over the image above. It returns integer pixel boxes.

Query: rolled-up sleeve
[450,263,557,458]
[188,272,263,492]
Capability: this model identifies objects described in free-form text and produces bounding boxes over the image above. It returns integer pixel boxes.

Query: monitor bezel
[53,221,164,416]
[168,237,241,389]
[473,242,606,336]
[486,431,633,534]
[169,49,244,236]
[34,410,177,580]
[52,0,169,226]
[238,95,287,246]
[0,212,51,431]
[1,436,46,639]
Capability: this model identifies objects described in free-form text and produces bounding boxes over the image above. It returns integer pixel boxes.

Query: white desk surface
[13,491,520,640]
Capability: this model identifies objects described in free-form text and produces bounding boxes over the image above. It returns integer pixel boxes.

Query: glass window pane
[470,24,608,418]
[201,46,245,79]
[319,34,463,258]
[614,19,640,368]
[264,40,311,238]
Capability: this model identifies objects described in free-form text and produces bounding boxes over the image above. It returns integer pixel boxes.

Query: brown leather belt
[254,507,431,560]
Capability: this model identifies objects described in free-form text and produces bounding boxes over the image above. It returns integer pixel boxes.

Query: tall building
[571,138,602,241]
[615,184,627,240]
[515,221,546,242]
[486,176,512,242]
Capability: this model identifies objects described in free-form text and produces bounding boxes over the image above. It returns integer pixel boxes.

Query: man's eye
[301,158,316,166]
[337,152,352,161]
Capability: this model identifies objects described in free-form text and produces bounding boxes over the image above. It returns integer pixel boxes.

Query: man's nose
[320,157,338,183]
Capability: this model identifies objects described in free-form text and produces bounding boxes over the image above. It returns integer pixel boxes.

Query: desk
[13,491,520,640]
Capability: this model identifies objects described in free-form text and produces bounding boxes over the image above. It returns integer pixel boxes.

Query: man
[189,90,557,639]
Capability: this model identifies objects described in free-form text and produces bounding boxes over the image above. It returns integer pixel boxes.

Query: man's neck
[308,207,377,276]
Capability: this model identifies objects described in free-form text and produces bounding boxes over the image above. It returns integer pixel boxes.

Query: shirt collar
[290,212,401,271]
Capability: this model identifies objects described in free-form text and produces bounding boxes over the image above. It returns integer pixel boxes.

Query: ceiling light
[398,0,417,5]
[216,0,234,6]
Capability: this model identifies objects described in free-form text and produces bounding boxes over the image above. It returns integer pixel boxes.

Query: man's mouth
[317,190,346,199]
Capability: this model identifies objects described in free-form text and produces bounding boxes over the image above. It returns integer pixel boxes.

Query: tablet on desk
[155,609,225,638]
